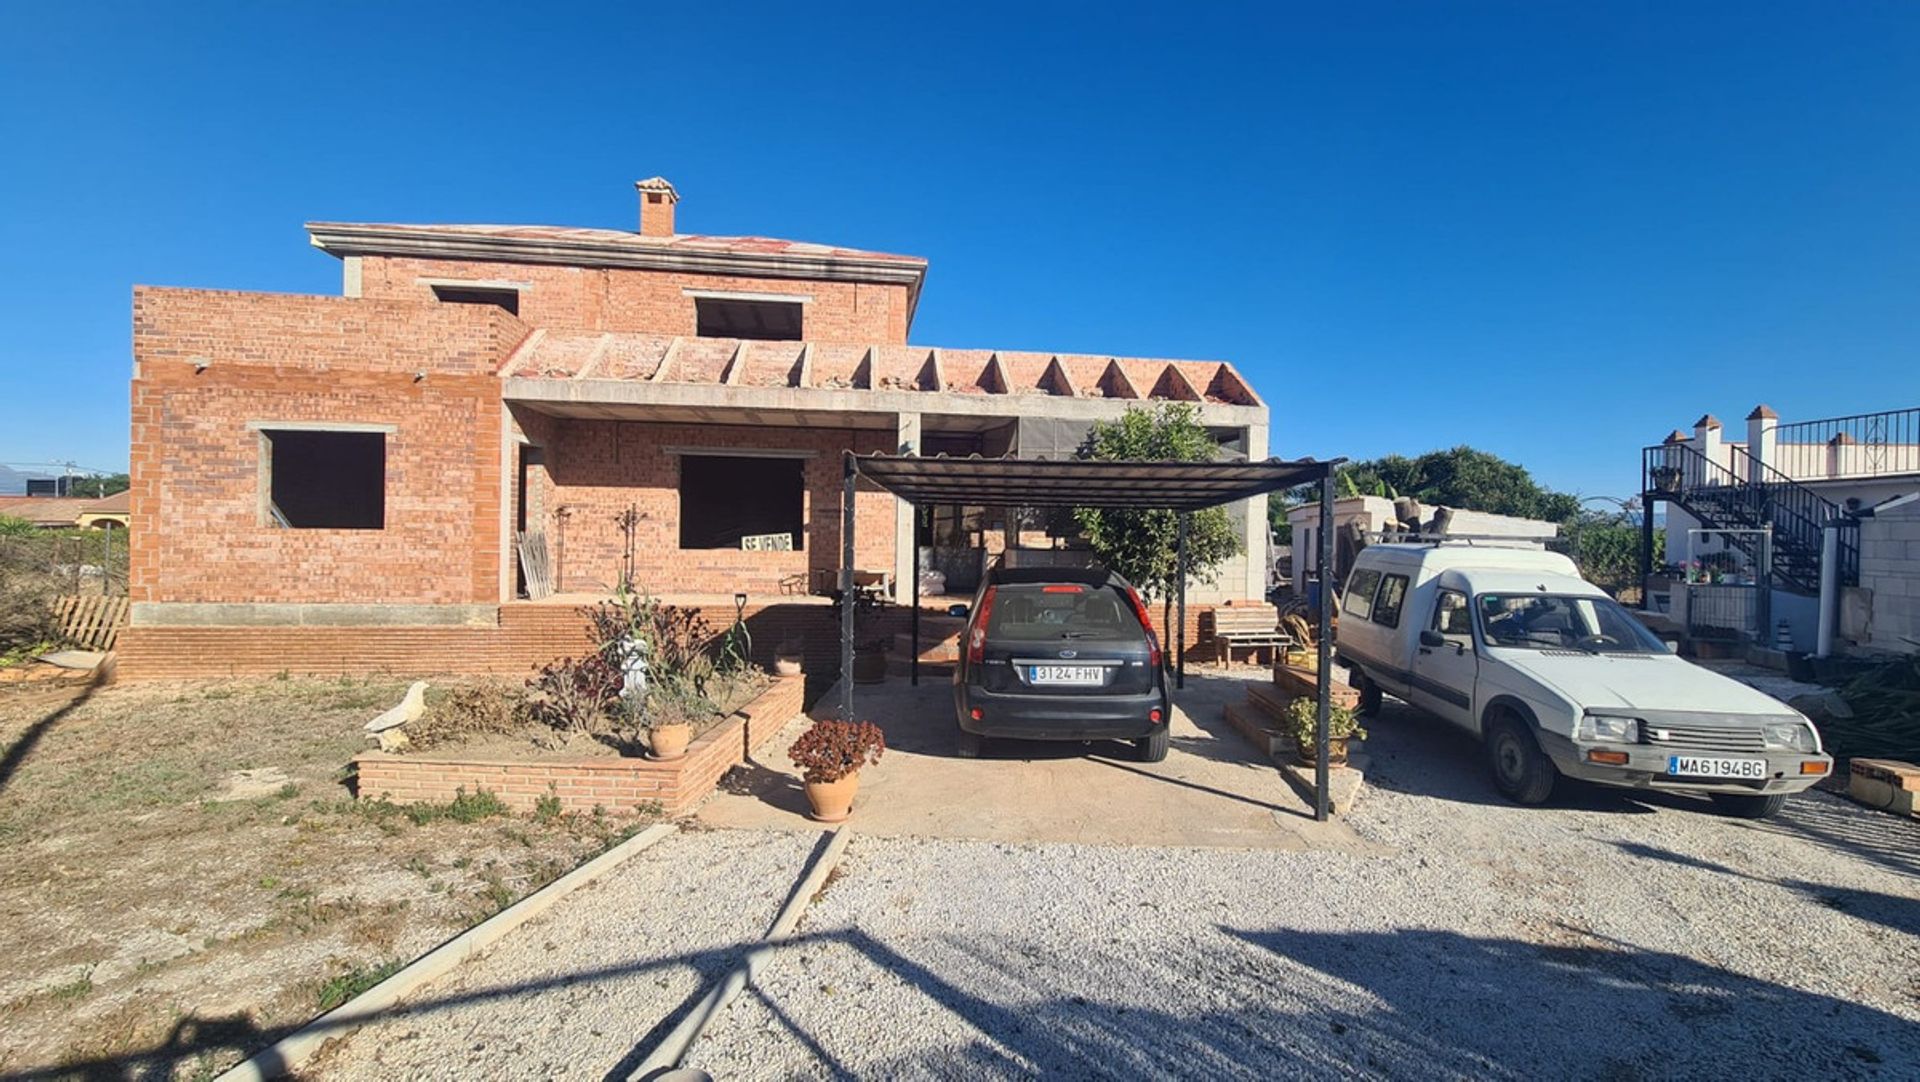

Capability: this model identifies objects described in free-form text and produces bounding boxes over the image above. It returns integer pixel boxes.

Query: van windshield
[1476,593,1668,654]
[986,583,1144,642]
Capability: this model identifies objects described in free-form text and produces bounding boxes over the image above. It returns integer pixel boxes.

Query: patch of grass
[533,791,562,823]
[50,971,93,1003]
[276,782,300,800]
[468,870,516,922]
[404,856,431,877]
[314,959,404,1012]
[402,787,509,827]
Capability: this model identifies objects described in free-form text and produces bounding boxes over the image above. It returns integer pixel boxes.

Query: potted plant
[647,701,694,761]
[1651,464,1682,493]
[787,719,886,822]
[1282,696,1367,766]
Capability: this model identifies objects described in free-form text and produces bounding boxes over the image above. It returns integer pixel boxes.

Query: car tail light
[1149,707,1163,724]
[968,586,997,665]
[1123,586,1162,670]
[970,707,983,721]
[1042,584,1084,594]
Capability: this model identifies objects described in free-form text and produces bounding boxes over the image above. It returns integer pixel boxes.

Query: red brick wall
[113,600,917,682]
[352,673,806,816]
[516,415,896,597]
[357,256,912,343]
[130,288,527,606]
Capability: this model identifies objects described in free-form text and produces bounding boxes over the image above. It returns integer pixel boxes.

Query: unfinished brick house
[119,179,1270,679]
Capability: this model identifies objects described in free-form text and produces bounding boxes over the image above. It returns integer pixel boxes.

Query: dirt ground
[0,675,655,1080]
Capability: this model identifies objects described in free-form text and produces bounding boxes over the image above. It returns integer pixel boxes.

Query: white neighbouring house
[1643,404,1920,655]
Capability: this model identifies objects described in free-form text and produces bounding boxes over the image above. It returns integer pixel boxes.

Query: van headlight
[1576,715,1639,743]
[1762,721,1817,753]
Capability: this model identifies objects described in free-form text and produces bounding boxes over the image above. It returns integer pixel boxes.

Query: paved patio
[697,669,1377,852]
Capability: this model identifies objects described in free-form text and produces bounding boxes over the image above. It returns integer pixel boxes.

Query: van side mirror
[948,603,970,620]
[1419,630,1446,648]
[1664,638,1680,654]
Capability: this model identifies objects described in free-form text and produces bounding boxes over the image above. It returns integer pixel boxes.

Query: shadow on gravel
[1612,840,1920,937]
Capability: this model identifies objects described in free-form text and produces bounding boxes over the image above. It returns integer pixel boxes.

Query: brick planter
[351,674,805,817]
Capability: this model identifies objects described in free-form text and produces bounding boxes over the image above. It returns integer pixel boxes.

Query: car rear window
[986,584,1142,642]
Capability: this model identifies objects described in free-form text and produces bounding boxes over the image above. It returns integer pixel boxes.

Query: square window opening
[1343,567,1382,620]
[263,429,386,529]
[679,455,804,550]
[431,285,519,316]
[695,297,802,341]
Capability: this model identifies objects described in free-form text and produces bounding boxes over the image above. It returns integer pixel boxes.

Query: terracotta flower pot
[805,772,860,822]
[1295,736,1350,766]
[649,722,692,761]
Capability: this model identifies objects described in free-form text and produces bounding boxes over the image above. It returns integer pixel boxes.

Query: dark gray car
[952,561,1171,762]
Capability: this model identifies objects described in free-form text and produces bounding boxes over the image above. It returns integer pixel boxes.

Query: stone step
[1223,700,1290,758]
[1272,662,1361,709]
[893,631,961,663]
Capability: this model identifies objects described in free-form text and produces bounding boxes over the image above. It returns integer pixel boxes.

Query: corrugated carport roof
[850,454,1337,510]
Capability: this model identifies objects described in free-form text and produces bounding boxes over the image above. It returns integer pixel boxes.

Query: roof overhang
[306,222,928,322]
[504,377,1267,433]
[848,453,1337,511]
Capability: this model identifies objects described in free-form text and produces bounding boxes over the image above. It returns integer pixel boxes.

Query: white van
[1336,543,1833,818]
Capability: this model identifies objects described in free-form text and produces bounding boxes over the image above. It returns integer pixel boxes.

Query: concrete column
[1242,422,1270,599]
[893,412,921,601]
[1746,404,1777,479]
[1694,414,1723,472]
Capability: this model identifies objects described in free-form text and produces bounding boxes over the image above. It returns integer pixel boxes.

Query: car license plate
[1667,756,1768,780]
[1028,665,1104,686]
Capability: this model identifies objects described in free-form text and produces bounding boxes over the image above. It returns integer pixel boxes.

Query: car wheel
[1709,792,1789,819]
[1354,670,1382,717]
[956,726,984,759]
[1136,727,1169,763]
[1485,715,1555,805]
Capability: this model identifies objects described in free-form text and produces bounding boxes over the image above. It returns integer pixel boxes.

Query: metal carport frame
[838,452,1346,820]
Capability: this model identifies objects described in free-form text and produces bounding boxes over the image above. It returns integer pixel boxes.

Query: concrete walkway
[697,670,1375,852]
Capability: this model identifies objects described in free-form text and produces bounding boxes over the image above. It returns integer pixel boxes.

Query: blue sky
[3,2,1918,499]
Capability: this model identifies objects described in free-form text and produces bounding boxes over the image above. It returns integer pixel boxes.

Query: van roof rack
[1364,531,1562,547]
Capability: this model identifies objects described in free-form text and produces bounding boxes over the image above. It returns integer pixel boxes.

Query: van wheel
[1354,671,1382,717]
[957,727,983,759]
[1485,715,1556,805]
[1709,792,1788,819]
[1136,727,1169,763]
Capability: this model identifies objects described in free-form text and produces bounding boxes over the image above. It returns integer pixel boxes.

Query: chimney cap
[635,177,680,203]
[1747,404,1778,420]
[1694,413,1722,430]
[1665,429,1690,444]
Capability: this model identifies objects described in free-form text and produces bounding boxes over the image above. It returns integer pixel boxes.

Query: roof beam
[722,340,749,386]
[573,333,614,380]
[651,338,682,383]
[794,343,812,389]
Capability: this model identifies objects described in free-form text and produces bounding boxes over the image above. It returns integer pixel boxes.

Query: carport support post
[911,503,922,687]
[842,454,857,721]
[1315,470,1335,821]
[1176,512,1188,690]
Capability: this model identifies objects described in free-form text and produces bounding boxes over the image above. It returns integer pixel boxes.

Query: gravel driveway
[314,698,1920,1080]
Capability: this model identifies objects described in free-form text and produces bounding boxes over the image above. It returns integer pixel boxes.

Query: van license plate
[1028,665,1103,686]
[1667,756,1767,780]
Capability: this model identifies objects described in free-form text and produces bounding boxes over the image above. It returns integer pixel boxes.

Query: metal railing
[1642,441,1858,590]
[1769,406,1920,482]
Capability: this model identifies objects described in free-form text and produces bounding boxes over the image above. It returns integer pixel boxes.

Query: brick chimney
[636,177,679,238]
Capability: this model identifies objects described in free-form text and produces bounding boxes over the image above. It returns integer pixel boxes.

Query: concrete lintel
[246,420,399,434]
[681,287,815,305]
[131,603,500,628]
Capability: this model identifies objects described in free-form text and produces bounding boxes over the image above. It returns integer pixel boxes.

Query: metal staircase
[1643,441,1858,595]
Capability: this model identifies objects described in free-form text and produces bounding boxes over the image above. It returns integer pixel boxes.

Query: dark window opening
[1372,573,1409,628]
[678,455,804,550]
[264,429,385,529]
[431,285,520,316]
[1343,568,1382,620]
[695,297,802,341]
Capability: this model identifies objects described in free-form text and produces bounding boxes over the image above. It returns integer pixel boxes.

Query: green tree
[67,473,129,499]
[1564,511,1661,598]
[1334,446,1580,523]
[1073,404,1243,622]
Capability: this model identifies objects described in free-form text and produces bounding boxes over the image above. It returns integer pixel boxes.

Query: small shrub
[533,790,562,822]
[524,653,624,734]
[787,720,886,784]
[1282,696,1366,750]
[399,787,509,826]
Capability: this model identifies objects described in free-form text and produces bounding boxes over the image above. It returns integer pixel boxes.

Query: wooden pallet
[53,594,129,650]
